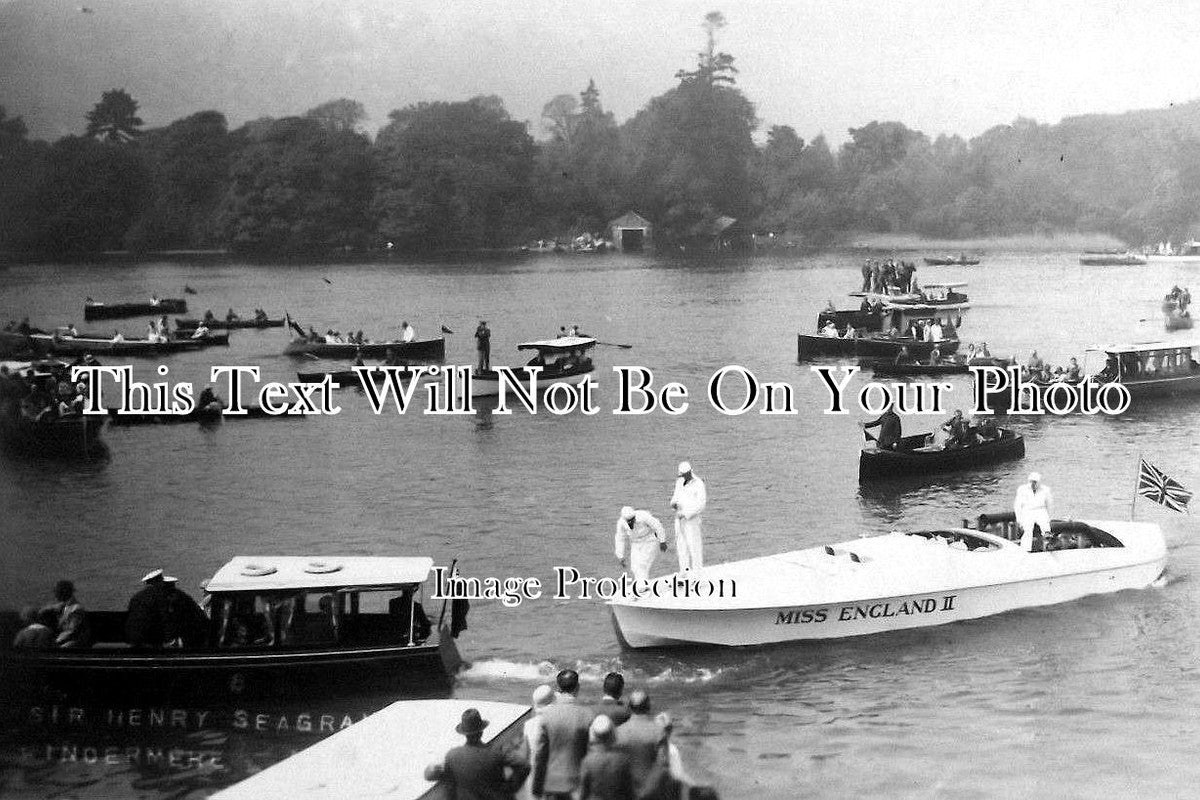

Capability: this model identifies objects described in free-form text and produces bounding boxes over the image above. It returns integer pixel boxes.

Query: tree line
[3,14,1199,256]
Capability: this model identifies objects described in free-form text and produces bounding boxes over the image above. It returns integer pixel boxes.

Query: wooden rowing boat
[284,337,445,361]
[858,430,1025,480]
[175,316,284,330]
[0,401,106,458]
[84,298,187,321]
[18,331,229,356]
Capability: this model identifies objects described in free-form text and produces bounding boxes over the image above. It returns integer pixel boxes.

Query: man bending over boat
[615,506,668,582]
[1014,472,1052,552]
[861,404,901,450]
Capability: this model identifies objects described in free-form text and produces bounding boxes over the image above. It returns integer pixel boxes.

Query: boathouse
[608,211,653,253]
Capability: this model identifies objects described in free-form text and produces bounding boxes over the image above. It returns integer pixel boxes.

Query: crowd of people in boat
[862,404,1003,452]
[202,308,271,324]
[892,341,997,365]
[860,258,919,295]
[0,356,99,423]
[1021,351,1083,383]
[820,314,957,343]
[298,320,416,345]
[425,668,696,800]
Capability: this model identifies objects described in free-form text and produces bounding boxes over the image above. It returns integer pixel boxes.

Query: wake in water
[458,657,730,687]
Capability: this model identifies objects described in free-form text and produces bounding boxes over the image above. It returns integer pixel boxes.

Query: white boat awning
[213,699,530,800]
[516,335,597,351]
[1090,340,1200,354]
[206,556,434,593]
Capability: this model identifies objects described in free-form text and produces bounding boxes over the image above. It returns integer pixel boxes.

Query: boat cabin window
[1043,522,1122,550]
[213,585,431,648]
[907,530,998,551]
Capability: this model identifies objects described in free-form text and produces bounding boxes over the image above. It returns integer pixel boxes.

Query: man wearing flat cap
[125,569,172,648]
[1014,472,1052,552]
[424,707,529,800]
[615,506,667,582]
[670,461,707,571]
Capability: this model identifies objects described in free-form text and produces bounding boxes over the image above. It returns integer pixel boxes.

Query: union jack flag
[1137,459,1192,513]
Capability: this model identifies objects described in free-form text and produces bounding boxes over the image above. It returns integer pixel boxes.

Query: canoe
[108,402,299,425]
[923,256,980,266]
[608,514,1165,648]
[175,317,284,330]
[797,334,961,361]
[18,331,229,356]
[0,402,106,459]
[858,429,1025,480]
[284,336,445,361]
[84,299,187,321]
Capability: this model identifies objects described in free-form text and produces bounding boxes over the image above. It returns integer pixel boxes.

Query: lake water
[1,250,1198,799]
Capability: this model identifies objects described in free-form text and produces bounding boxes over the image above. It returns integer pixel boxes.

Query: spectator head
[603,672,625,700]
[53,580,74,602]
[628,690,651,714]
[588,714,615,745]
[556,669,580,695]
[532,684,554,711]
[455,708,488,741]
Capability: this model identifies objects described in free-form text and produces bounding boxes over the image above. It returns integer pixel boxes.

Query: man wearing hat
[424,708,530,800]
[1014,472,1053,552]
[578,715,635,800]
[669,461,707,571]
[125,570,171,648]
[615,506,667,583]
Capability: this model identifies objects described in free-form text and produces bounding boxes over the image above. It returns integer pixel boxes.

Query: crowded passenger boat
[0,556,468,700]
[0,358,105,458]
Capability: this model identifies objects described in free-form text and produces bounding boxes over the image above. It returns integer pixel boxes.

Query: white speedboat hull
[609,521,1166,649]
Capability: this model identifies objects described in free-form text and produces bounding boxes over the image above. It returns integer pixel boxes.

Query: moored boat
[0,401,105,458]
[284,336,445,361]
[470,335,596,398]
[0,556,466,700]
[84,298,187,321]
[19,331,229,356]
[609,514,1166,649]
[859,429,1025,480]
[1079,252,1147,266]
[924,255,980,266]
[176,316,284,330]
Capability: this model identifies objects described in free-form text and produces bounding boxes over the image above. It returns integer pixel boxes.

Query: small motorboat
[858,429,1025,480]
[1079,252,1147,266]
[609,513,1166,649]
[284,336,445,361]
[470,335,596,398]
[175,316,285,330]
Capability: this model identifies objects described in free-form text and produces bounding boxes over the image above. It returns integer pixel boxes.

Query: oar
[595,341,633,349]
[303,352,321,361]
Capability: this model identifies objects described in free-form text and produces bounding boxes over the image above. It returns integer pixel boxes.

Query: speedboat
[609,514,1165,649]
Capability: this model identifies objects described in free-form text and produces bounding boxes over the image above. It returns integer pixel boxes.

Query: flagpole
[1130,453,1142,522]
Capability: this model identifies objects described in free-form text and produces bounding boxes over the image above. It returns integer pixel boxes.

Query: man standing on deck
[125,570,171,648]
[1014,472,1053,552]
[615,506,667,582]
[861,403,902,450]
[475,321,491,371]
[670,462,707,571]
[400,321,415,343]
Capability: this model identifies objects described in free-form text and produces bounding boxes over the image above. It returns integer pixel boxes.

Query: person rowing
[860,402,901,450]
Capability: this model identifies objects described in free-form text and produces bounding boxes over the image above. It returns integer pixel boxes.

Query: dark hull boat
[867,356,1009,377]
[284,337,445,361]
[859,430,1025,481]
[175,317,284,330]
[84,299,188,321]
[19,332,229,356]
[0,404,106,459]
[797,334,960,361]
[0,556,466,702]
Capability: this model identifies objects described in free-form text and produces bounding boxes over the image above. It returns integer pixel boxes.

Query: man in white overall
[1013,471,1052,552]
[615,506,667,582]
[670,461,707,571]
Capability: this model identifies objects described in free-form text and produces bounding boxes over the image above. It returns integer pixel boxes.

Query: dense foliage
[5,27,1200,255]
